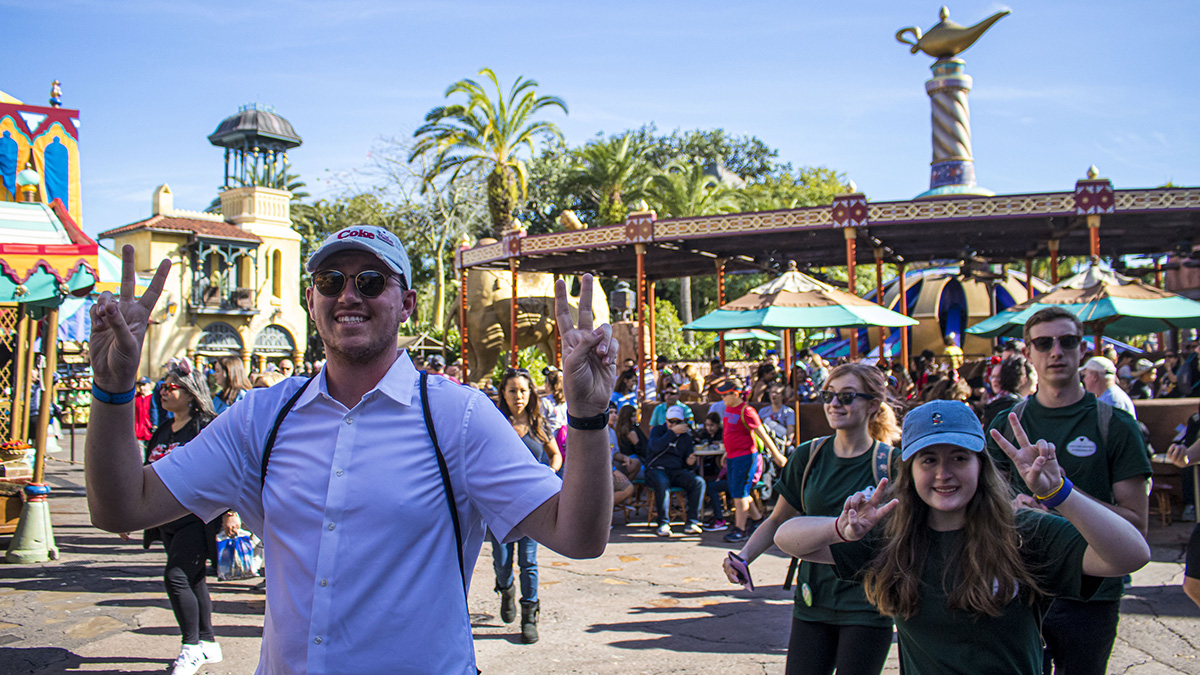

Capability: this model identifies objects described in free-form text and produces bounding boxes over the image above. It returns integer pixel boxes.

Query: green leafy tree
[564,133,656,226]
[410,68,567,238]
[739,168,846,211]
[628,124,788,181]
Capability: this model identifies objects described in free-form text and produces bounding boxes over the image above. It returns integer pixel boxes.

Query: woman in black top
[139,358,232,675]
[490,367,562,644]
[615,405,648,460]
[982,356,1036,427]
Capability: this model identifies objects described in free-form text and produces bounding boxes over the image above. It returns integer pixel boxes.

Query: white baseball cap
[306,225,412,287]
[666,405,689,422]
[1081,356,1116,376]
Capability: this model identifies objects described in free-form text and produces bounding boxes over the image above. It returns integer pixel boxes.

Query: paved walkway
[1,457,1198,674]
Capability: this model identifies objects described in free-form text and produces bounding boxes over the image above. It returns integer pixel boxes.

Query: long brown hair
[861,449,1043,618]
[615,405,639,446]
[825,362,901,445]
[215,355,253,405]
[497,369,551,449]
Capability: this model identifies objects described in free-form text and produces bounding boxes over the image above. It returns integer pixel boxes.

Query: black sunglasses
[504,367,531,378]
[1029,335,1083,352]
[312,270,394,298]
[819,390,876,406]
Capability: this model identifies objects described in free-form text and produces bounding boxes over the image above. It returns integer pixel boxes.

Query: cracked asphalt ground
[1,451,1198,674]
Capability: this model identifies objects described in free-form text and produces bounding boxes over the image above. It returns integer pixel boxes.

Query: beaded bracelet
[92,384,136,405]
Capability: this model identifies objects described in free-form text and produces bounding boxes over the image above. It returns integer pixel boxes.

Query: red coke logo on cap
[338,228,375,241]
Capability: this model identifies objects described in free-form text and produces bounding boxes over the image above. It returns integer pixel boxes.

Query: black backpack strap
[420,371,469,598]
[784,436,831,591]
[260,376,316,490]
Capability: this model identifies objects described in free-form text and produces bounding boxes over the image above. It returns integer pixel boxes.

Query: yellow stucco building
[99,105,307,375]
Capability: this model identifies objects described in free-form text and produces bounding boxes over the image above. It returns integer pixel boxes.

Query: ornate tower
[896,7,1009,198]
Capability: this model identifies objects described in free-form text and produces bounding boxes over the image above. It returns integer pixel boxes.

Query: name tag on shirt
[1066,436,1097,458]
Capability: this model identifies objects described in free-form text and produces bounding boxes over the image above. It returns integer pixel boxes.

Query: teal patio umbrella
[967,265,1200,339]
[684,263,918,331]
[723,329,781,342]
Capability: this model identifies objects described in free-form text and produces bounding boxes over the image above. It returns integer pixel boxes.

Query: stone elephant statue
[454,266,609,386]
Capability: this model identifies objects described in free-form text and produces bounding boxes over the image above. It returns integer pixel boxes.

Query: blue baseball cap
[900,400,986,461]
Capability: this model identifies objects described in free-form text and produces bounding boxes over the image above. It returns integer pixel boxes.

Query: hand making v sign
[89,245,172,392]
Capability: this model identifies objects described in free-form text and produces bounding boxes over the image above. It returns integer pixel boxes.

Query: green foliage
[646,161,741,218]
[627,124,788,181]
[489,346,552,389]
[739,168,846,212]
[563,133,656,226]
[410,69,567,237]
[654,296,717,360]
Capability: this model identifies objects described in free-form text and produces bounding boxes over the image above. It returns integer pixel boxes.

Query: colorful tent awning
[966,266,1200,338]
[0,200,97,305]
[684,263,918,331]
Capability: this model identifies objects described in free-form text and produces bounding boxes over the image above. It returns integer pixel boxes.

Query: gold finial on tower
[896,7,1010,59]
[1087,165,1100,179]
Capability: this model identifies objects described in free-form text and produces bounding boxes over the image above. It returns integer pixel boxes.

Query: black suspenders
[258,371,468,596]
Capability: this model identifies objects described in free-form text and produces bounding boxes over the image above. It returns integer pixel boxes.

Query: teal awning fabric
[723,329,781,341]
[967,266,1200,338]
[684,265,918,332]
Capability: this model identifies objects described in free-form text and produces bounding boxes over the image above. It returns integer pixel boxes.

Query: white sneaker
[656,524,672,537]
[170,644,205,675]
[200,640,222,663]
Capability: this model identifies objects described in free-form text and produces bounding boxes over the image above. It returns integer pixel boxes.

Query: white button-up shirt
[153,353,561,674]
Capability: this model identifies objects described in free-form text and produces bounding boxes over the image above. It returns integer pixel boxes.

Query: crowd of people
[87,224,1200,675]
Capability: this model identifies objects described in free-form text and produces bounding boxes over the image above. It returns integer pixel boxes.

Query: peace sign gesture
[89,246,171,392]
[554,274,618,417]
[834,478,899,542]
[988,413,1064,497]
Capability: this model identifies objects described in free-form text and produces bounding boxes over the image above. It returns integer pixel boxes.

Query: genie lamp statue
[896,6,1010,59]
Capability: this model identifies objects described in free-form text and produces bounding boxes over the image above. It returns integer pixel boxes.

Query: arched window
[253,324,295,356]
[197,322,243,355]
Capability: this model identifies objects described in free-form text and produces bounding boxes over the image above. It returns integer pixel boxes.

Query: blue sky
[4,0,1197,238]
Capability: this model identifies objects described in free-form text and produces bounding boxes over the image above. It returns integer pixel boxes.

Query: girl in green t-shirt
[774,400,1151,675]
[723,363,901,675]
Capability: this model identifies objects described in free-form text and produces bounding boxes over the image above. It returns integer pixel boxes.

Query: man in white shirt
[85,225,618,675]
[1081,356,1137,418]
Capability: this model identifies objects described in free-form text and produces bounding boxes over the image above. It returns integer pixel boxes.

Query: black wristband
[567,411,608,430]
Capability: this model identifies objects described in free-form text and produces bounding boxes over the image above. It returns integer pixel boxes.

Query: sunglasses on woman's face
[312,270,393,298]
[160,383,184,394]
[1029,334,1082,352]
[819,390,875,406]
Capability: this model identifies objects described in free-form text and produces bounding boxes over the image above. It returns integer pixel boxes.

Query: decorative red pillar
[874,248,885,359]
[716,259,727,365]
[509,259,519,367]
[898,263,909,370]
[458,263,468,382]
[845,228,858,359]
[648,279,657,369]
[832,188,868,361]
[1025,256,1034,300]
[1048,240,1060,285]
[635,244,646,410]
[1075,166,1114,262]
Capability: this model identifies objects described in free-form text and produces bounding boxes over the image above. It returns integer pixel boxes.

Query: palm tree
[646,161,741,336]
[410,69,567,237]
[565,134,656,226]
[645,161,740,219]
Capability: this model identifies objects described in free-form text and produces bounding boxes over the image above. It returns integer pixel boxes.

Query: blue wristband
[92,384,136,405]
[1037,476,1073,509]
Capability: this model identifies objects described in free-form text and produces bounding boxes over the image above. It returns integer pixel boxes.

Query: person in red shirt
[133,376,156,449]
[716,378,783,543]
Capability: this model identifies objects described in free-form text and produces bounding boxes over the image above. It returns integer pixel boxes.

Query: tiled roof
[99,215,262,243]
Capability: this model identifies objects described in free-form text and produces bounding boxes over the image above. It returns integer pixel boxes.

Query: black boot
[520,600,540,644]
[497,584,516,624]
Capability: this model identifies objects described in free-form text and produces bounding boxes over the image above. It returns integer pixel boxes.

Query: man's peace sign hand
[989,413,1063,497]
[89,245,171,392]
[554,274,617,417]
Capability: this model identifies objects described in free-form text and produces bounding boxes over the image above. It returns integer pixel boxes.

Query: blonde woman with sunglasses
[723,363,900,675]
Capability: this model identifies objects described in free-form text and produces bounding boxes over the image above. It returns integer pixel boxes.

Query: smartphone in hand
[726,552,754,591]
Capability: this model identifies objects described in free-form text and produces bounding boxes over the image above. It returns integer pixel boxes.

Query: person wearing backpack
[722,363,901,675]
[985,307,1151,675]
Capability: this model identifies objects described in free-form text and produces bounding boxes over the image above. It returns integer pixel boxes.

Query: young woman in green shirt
[723,363,901,675]
[774,400,1150,675]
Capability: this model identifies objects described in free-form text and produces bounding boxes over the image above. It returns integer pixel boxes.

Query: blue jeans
[490,532,538,604]
[645,467,705,526]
